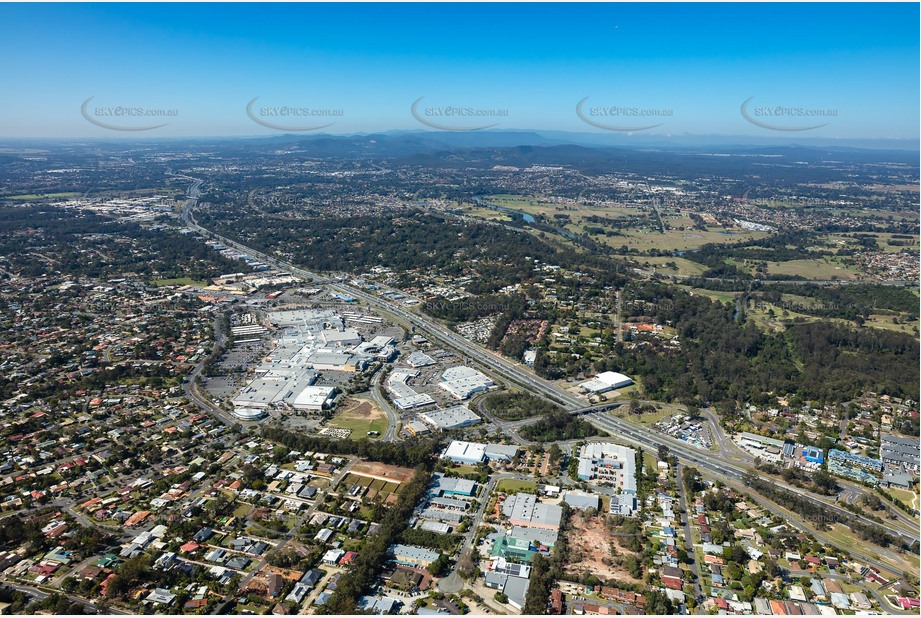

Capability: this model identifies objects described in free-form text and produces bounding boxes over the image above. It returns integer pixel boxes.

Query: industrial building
[405,421,431,437]
[442,441,520,465]
[428,474,477,498]
[419,405,482,430]
[502,492,563,531]
[484,444,520,462]
[562,490,601,511]
[579,371,633,394]
[442,441,486,465]
[438,365,496,400]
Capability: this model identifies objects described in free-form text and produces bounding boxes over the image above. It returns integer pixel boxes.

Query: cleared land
[765,258,861,280]
[565,511,644,583]
[327,398,388,437]
[350,460,415,485]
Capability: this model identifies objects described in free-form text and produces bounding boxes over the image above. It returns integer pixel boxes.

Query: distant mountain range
[2,130,916,156]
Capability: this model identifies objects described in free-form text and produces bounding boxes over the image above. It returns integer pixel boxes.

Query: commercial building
[803,446,824,464]
[502,493,563,531]
[442,441,519,465]
[579,371,633,394]
[419,405,482,430]
[406,421,431,437]
[438,366,496,400]
[429,474,477,498]
[389,544,440,568]
[610,493,637,517]
[577,443,637,494]
[307,351,358,372]
[510,526,558,550]
[231,408,268,421]
[387,369,436,410]
[443,441,486,465]
[406,351,436,368]
[562,490,600,511]
[291,385,336,411]
[320,328,362,348]
[484,444,520,462]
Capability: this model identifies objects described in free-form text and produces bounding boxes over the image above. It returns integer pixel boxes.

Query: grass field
[886,487,920,513]
[817,232,920,255]
[495,478,537,494]
[600,227,770,253]
[822,524,916,576]
[765,258,861,280]
[614,404,679,428]
[6,192,81,200]
[745,299,918,336]
[327,398,388,438]
[679,286,741,305]
[633,256,710,277]
[152,277,209,287]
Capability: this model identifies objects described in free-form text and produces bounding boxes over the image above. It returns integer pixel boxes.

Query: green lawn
[151,277,209,287]
[635,256,710,277]
[327,414,388,437]
[765,258,861,280]
[495,478,537,493]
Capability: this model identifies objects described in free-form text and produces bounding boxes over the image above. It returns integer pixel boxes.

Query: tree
[429,553,451,577]
[629,395,640,415]
[548,443,562,467]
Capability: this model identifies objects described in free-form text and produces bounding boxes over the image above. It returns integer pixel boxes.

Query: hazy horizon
[1,3,918,140]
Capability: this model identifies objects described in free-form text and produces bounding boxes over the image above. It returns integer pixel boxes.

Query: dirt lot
[327,398,388,436]
[350,460,415,484]
[565,511,643,583]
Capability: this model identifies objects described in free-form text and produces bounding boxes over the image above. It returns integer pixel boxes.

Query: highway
[582,411,919,543]
[178,178,920,552]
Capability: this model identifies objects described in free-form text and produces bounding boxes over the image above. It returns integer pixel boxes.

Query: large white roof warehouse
[439,366,496,400]
[579,371,633,394]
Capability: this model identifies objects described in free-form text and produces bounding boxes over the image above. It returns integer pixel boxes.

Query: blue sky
[0,3,917,139]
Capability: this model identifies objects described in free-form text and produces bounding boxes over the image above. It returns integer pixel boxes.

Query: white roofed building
[579,371,633,394]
